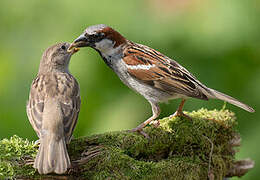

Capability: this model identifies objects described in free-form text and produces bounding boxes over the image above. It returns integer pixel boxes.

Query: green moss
[0,135,37,178]
[0,108,239,179]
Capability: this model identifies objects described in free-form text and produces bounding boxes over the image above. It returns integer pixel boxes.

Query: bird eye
[61,45,66,50]
[96,32,104,37]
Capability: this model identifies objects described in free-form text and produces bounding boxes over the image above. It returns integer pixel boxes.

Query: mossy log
[0,108,254,179]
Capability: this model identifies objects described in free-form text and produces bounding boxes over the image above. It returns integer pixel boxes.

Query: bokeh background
[0,0,259,179]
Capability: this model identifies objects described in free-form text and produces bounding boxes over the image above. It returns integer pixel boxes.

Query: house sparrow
[69,24,254,137]
[26,42,81,174]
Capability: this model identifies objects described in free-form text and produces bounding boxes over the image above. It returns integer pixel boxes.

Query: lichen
[0,108,239,179]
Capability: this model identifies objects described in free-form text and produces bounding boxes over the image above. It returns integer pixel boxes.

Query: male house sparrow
[27,42,81,174]
[69,24,254,137]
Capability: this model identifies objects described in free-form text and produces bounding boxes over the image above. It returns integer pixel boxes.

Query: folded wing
[123,44,210,100]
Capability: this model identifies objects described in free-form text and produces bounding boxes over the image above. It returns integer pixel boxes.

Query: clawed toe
[170,111,192,120]
[169,99,191,120]
[34,139,40,146]
[149,120,160,128]
[129,128,150,139]
[182,113,192,120]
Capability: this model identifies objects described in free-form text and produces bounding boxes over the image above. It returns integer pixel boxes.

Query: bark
[0,108,254,180]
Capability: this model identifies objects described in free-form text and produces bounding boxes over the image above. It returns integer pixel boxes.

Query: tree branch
[0,108,254,179]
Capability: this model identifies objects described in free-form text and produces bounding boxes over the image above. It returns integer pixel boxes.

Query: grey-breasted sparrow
[69,24,254,137]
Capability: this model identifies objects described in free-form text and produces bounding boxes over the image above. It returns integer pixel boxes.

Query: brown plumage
[123,43,210,100]
[26,42,80,174]
[69,24,254,138]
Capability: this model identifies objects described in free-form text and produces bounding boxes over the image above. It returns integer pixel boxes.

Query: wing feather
[27,77,44,137]
[26,74,81,142]
[123,44,209,100]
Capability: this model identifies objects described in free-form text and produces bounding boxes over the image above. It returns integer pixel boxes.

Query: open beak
[68,34,90,52]
[70,47,80,55]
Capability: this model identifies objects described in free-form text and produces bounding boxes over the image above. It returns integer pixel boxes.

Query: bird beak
[71,47,80,55]
[68,34,90,52]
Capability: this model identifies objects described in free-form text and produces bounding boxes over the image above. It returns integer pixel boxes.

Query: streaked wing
[123,44,208,100]
[26,74,81,143]
[58,74,81,143]
[26,76,45,137]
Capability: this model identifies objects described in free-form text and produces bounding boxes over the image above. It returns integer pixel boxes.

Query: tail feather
[34,133,70,174]
[208,88,255,113]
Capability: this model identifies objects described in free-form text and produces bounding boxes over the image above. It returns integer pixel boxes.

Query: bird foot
[129,127,150,139]
[34,139,40,146]
[149,120,160,128]
[170,111,192,120]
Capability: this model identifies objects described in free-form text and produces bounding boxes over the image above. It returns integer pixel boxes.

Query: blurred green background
[0,0,259,179]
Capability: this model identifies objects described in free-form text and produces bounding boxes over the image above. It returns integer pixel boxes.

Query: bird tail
[208,88,255,113]
[34,133,70,174]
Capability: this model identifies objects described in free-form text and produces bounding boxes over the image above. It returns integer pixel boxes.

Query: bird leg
[170,99,191,120]
[130,102,160,138]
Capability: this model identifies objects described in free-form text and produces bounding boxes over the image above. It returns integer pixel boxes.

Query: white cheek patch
[126,64,155,70]
[95,39,114,51]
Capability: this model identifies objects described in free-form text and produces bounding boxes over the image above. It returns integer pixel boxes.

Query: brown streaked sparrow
[26,42,81,174]
[69,24,254,137]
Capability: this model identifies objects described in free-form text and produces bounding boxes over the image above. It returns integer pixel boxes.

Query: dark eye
[92,32,104,42]
[96,32,104,37]
[61,45,66,50]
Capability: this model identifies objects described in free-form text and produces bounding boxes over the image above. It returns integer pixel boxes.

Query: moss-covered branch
[0,108,254,179]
